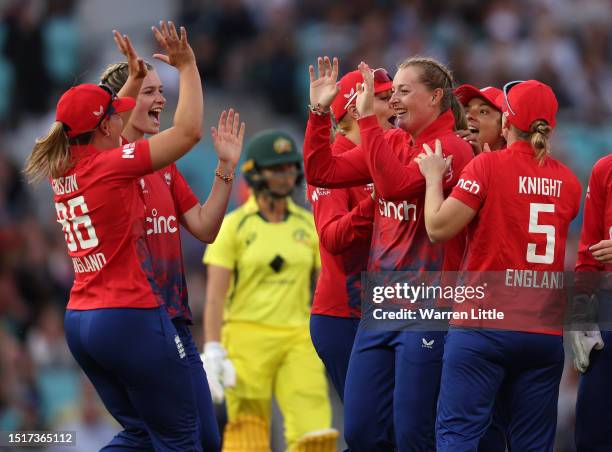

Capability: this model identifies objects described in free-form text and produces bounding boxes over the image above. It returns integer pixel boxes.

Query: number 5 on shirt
[526,202,555,264]
[55,196,99,251]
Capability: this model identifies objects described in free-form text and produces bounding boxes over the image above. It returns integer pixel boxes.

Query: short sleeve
[171,165,199,215]
[203,215,237,270]
[449,153,490,211]
[95,139,152,181]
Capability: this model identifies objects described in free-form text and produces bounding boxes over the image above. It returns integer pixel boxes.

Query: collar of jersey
[411,109,455,147]
[507,140,538,155]
[243,194,299,215]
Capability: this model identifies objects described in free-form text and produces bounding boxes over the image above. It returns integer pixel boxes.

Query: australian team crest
[273,137,292,154]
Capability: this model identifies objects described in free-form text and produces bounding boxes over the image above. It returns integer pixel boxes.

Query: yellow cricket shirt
[203,195,321,327]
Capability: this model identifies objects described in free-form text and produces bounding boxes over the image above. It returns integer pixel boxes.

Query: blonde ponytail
[24,122,72,183]
[511,119,552,165]
[530,121,551,163]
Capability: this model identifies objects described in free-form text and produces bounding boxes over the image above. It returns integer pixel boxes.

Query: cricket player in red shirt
[305,56,472,451]
[100,33,245,452]
[572,154,612,451]
[416,80,582,451]
[24,22,207,451]
[307,67,393,404]
[454,84,506,154]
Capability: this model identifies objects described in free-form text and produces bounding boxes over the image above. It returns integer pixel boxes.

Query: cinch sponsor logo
[146,208,177,235]
[457,178,480,194]
[378,199,416,222]
[122,143,136,159]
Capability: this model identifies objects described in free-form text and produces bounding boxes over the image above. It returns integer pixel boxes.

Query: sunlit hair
[398,56,466,130]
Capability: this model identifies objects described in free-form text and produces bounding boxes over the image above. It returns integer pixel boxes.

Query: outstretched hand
[355,61,374,118]
[308,56,339,109]
[211,109,246,168]
[152,21,195,69]
[113,30,147,80]
[414,139,453,180]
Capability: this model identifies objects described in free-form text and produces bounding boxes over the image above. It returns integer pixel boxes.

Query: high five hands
[309,56,339,110]
[112,30,148,80]
[151,21,195,70]
[355,61,375,118]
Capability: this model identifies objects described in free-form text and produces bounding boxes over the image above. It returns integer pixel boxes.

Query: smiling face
[373,89,396,130]
[126,70,166,137]
[389,66,441,137]
[465,97,504,149]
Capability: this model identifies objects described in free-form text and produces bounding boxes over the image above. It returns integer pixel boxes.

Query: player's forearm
[423,176,447,242]
[191,162,233,243]
[117,75,144,127]
[304,113,370,187]
[360,115,424,201]
[320,197,374,254]
[173,62,203,143]
[204,296,225,343]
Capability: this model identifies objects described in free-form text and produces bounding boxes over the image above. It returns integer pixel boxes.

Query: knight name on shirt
[72,253,107,273]
[518,176,562,198]
[52,175,79,195]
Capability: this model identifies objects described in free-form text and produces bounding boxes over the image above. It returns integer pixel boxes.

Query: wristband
[308,103,330,116]
[215,169,234,184]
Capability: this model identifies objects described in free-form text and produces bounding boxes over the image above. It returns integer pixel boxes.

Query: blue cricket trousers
[173,320,221,451]
[343,326,445,451]
[575,330,612,451]
[437,329,564,452]
[310,314,360,402]
[64,306,202,451]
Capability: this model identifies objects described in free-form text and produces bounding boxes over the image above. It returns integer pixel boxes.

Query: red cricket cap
[55,84,136,138]
[330,69,394,121]
[454,84,503,111]
[502,80,558,132]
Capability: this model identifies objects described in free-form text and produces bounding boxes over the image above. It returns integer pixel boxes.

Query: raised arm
[111,30,148,128]
[147,21,204,171]
[303,56,371,188]
[415,140,476,242]
[181,109,245,243]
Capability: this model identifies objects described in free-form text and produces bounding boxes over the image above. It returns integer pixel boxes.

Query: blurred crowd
[1,0,612,450]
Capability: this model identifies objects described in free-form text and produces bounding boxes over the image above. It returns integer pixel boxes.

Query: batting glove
[201,341,236,403]
[569,329,605,373]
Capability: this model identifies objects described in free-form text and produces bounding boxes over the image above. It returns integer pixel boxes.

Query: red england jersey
[574,155,612,299]
[449,141,582,333]
[138,164,199,321]
[576,155,612,273]
[51,140,160,310]
[303,110,473,272]
[307,132,374,318]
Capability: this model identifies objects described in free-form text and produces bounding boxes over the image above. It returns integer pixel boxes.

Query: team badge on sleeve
[121,142,136,159]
